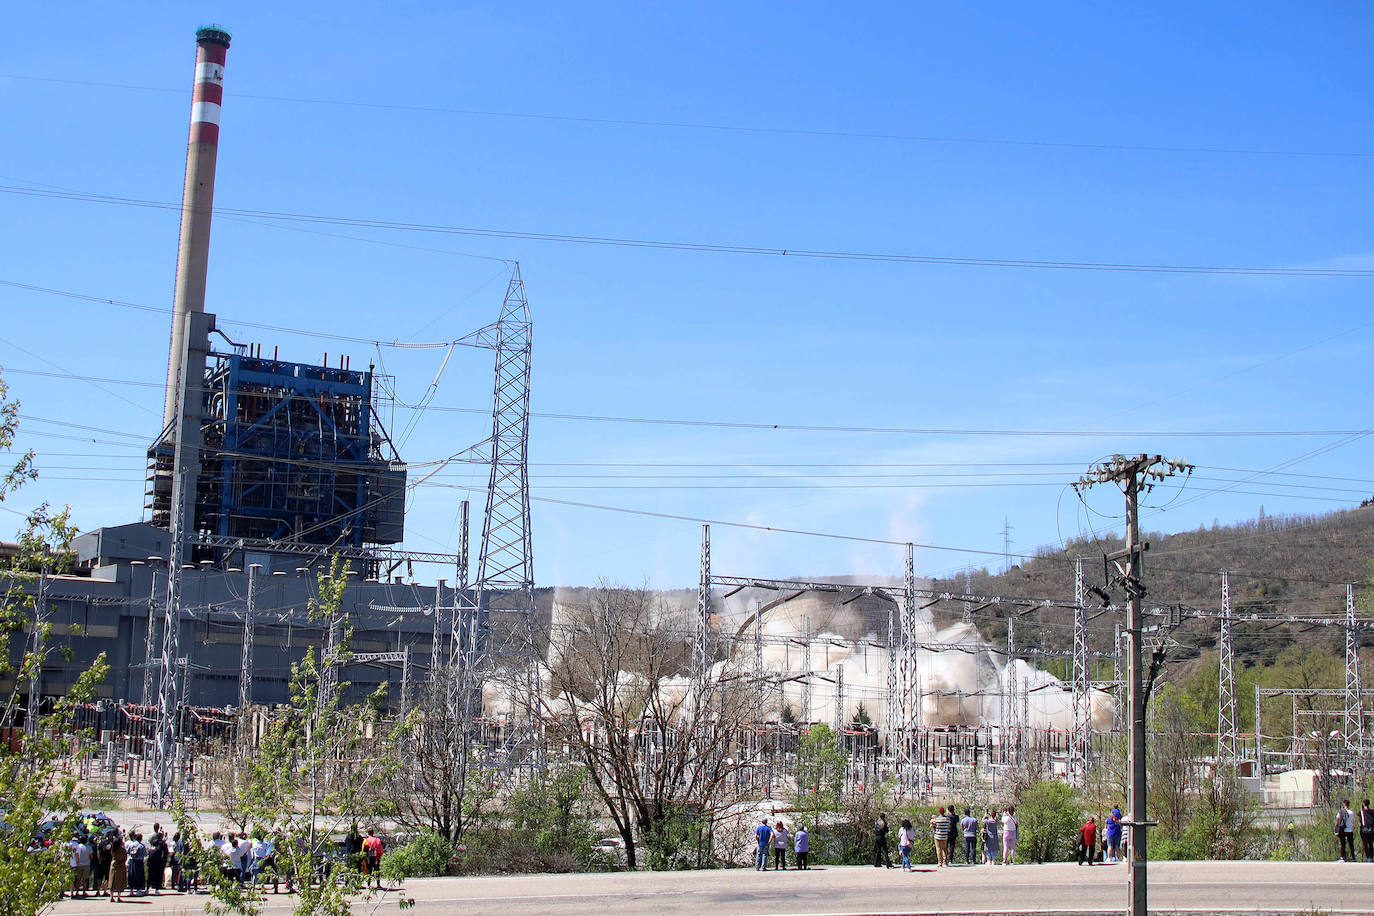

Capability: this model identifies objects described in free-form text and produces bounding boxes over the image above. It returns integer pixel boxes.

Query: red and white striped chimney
[162,25,232,430]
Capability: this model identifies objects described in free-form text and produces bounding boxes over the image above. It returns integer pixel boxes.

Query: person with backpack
[1336,800,1356,862]
[361,829,384,888]
[873,813,893,868]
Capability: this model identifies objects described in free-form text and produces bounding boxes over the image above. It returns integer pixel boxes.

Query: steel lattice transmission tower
[1070,557,1092,785]
[894,544,919,792]
[472,264,539,760]
[1217,570,1239,765]
[1345,583,1364,771]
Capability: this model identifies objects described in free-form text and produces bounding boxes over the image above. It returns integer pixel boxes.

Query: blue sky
[1,2,1372,590]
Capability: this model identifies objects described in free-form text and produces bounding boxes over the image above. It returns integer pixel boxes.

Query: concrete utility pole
[1075,454,1192,916]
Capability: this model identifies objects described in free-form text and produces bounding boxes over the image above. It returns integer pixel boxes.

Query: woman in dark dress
[147,831,167,893]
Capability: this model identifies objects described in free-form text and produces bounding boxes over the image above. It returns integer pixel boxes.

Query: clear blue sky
[2,3,1372,591]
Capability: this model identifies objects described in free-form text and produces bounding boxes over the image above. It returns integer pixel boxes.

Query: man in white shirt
[236,833,254,881]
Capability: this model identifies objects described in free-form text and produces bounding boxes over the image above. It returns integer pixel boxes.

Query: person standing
[897,818,914,871]
[92,832,111,896]
[361,829,384,888]
[1104,809,1122,863]
[945,803,960,864]
[960,808,978,864]
[982,808,1000,865]
[126,832,147,896]
[754,819,773,871]
[873,813,893,868]
[1001,807,1019,864]
[794,824,810,870]
[931,807,950,867]
[108,830,128,903]
[1077,817,1098,866]
[344,824,364,873]
[147,828,167,894]
[236,832,254,882]
[772,821,789,870]
[170,832,184,891]
[1360,800,1374,863]
[1338,800,1357,862]
[69,835,91,898]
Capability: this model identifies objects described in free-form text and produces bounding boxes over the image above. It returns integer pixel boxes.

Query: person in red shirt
[361,829,384,888]
[1077,817,1098,866]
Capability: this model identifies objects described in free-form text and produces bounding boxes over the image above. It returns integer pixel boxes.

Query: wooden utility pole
[1075,454,1192,916]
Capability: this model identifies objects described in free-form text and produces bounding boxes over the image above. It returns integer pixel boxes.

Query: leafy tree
[1015,780,1080,863]
[0,375,110,916]
[792,724,845,832]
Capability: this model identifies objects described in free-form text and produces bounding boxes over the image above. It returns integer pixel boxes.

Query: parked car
[591,835,627,867]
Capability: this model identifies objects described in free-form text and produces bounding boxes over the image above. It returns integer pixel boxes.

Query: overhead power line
[4,184,1374,278]
[4,73,1371,160]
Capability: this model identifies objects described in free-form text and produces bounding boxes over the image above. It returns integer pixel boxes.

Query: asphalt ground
[47,860,1374,916]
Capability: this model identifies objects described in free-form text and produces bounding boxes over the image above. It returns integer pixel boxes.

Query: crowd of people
[60,818,388,901]
[748,803,1133,872]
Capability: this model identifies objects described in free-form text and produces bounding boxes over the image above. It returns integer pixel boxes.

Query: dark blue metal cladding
[197,353,402,552]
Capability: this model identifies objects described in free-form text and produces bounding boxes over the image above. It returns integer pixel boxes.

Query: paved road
[49,860,1374,916]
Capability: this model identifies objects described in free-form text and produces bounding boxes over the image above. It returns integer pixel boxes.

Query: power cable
[4,73,1372,160]
[6,183,1374,278]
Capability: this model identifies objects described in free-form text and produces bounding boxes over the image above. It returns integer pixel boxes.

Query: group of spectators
[63,818,388,900]
[881,807,1019,869]
[752,819,810,870]
[62,820,180,902]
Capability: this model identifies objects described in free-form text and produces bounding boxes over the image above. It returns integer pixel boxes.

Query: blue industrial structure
[147,348,405,565]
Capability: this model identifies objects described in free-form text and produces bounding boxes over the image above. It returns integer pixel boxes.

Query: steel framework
[1345,584,1365,771]
[1218,570,1239,764]
[1070,557,1091,784]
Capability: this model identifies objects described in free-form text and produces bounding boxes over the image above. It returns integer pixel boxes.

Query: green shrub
[381,829,457,880]
[1016,781,1081,863]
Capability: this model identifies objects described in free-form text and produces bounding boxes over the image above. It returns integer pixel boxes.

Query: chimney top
[196,25,232,47]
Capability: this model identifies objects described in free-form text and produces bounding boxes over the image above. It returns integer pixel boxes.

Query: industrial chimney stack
[161,25,231,430]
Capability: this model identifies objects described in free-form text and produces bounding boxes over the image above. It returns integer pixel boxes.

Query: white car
[591,836,627,866]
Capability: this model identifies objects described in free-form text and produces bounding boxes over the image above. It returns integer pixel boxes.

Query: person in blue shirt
[754,819,773,871]
[1106,808,1123,863]
[794,825,810,870]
